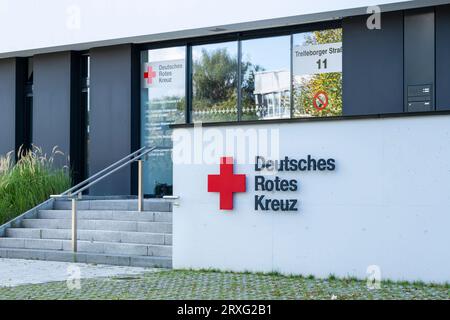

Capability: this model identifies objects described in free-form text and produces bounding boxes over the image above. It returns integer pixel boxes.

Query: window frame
[136,19,342,125]
[191,39,240,123]
[239,34,292,121]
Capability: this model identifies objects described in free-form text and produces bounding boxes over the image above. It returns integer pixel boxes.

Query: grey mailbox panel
[407,84,433,112]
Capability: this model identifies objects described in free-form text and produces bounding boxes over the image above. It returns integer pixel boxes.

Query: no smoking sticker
[313,91,329,111]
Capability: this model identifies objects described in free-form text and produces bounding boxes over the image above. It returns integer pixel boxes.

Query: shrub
[0,146,71,225]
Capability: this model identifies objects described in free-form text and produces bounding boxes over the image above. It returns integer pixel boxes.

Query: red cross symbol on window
[144,66,157,85]
[208,157,246,210]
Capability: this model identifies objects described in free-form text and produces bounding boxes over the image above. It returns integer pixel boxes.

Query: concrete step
[5,228,172,245]
[53,199,172,212]
[0,238,172,257]
[38,210,172,222]
[0,247,172,268]
[22,219,172,233]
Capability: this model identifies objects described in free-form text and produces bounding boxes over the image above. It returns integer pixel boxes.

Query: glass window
[23,57,33,153]
[26,57,33,84]
[80,54,90,185]
[241,36,291,120]
[292,28,343,118]
[141,46,186,196]
[192,41,238,123]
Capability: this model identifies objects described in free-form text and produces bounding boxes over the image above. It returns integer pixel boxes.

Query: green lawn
[0,270,448,300]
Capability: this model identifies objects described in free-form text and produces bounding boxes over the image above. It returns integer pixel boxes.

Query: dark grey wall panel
[0,58,16,157]
[342,12,404,115]
[436,5,450,111]
[33,52,72,166]
[89,44,132,196]
[404,9,435,112]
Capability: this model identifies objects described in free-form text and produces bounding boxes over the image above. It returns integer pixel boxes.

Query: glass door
[140,47,186,197]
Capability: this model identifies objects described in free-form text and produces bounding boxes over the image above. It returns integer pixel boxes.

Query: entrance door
[140,47,186,197]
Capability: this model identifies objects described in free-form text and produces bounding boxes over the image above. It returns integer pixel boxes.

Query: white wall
[172,115,450,283]
[0,0,411,55]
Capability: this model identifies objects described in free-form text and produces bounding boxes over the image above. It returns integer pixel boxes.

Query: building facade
[1,1,449,196]
[0,0,450,281]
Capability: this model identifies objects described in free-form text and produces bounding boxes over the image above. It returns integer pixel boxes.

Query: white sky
[0,0,411,54]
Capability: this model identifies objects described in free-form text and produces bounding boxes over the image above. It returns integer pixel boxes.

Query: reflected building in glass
[253,70,290,120]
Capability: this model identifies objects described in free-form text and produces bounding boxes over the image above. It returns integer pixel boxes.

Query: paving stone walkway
[0,258,153,287]
[0,264,448,300]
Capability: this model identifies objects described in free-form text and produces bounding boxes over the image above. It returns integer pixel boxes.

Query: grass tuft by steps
[0,146,71,225]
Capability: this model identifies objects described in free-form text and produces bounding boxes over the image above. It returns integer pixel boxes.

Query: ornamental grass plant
[0,146,71,225]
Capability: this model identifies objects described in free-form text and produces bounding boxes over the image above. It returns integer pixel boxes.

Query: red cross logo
[208,157,246,210]
[144,66,157,85]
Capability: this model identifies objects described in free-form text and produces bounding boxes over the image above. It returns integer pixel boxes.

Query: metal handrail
[51,147,157,199]
[50,145,158,253]
[68,146,156,196]
[59,146,148,197]
[52,146,155,199]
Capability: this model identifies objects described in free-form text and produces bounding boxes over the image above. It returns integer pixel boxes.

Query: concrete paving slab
[0,258,157,287]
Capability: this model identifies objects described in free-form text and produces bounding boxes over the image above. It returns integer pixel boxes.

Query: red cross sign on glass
[208,157,246,210]
[144,66,157,85]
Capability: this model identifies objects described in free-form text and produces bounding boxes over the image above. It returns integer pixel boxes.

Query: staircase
[0,198,172,268]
